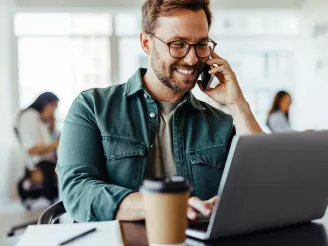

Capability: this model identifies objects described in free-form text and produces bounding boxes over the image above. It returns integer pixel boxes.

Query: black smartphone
[201,64,214,91]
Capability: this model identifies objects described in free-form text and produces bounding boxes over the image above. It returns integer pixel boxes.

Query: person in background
[17,92,60,200]
[267,91,292,132]
[47,114,61,142]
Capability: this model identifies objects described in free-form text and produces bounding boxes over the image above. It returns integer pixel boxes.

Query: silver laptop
[186,131,328,240]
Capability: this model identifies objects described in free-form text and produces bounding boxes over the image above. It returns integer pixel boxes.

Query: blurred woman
[17,92,59,200]
[267,91,292,133]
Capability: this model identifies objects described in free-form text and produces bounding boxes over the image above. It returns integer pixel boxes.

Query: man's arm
[56,92,134,222]
[115,192,145,220]
[116,192,218,221]
[198,51,264,135]
[227,101,263,135]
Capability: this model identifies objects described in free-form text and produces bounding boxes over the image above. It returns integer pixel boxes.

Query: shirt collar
[123,67,205,111]
[123,68,147,97]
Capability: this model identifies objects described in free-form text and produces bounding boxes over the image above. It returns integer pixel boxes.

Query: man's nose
[182,46,199,66]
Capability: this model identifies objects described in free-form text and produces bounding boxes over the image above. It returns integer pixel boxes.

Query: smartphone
[201,63,214,91]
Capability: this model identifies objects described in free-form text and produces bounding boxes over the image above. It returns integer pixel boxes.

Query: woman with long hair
[267,91,292,132]
[17,92,60,200]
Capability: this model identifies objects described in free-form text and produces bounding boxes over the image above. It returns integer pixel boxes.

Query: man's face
[150,9,209,93]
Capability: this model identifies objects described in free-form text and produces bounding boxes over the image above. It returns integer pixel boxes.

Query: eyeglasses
[148,32,217,59]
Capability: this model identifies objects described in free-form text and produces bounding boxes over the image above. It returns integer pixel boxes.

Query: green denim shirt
[56,68,235,222]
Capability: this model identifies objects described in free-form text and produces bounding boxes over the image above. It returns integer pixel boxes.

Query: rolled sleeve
[56,92,134,222]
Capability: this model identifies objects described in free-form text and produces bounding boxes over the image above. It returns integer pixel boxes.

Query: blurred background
[1,0,328,244]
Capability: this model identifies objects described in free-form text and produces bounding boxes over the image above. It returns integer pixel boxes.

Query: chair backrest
[13,126,23,145]
[14,126,20,139]
[38,200,67,224]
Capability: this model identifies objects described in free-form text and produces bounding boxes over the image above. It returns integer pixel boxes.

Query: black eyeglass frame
[148,32,217,59]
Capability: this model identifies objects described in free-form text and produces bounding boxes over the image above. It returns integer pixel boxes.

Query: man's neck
[142,69,185,103]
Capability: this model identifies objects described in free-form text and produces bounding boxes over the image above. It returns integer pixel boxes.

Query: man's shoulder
[82,83,126,99]
[78,83,128,107]
[66,83,129,127]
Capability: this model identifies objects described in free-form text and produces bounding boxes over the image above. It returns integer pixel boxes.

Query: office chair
[7,201,65,237]
[38,200,66,224]
[7,128,58,237]
[17,167,44,210]
[14,127,57,209]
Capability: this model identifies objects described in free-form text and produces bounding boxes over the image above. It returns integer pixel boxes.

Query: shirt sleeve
[56,92,134,222]
[268,112,292,133]
[18,110,43,151]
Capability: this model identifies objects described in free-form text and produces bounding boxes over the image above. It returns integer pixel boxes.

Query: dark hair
[267,90,290,126]
[26,92,59,113]
[142,0,213,33]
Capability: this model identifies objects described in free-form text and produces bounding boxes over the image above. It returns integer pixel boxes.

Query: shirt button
[144,93,148,99]
[149,112,156,118]
[150,144,153,148]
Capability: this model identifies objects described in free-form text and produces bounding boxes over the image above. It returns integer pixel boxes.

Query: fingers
[187,207,197,220]
[210,50,229,66]
[206,195,218,205]
[208,65,229,76]
[207,62,235,82]
[187,196,219,220]
[207,55,231,69]
[209,49,221,59]
[188,197,212,216]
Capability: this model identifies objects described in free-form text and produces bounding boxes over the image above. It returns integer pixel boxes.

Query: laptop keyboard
[188,221,209,232]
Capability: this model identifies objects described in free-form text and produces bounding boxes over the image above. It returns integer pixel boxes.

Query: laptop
[186,131,328,240]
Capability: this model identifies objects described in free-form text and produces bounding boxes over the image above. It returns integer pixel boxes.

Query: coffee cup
[140,176,192,245]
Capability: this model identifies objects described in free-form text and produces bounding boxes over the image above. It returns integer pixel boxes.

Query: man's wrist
[227,100,263,135]
[115,192,145,221]
[227,100,251,117]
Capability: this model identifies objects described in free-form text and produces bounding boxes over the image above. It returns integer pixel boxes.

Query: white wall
[0,0,20,206]
[292,0,328,130]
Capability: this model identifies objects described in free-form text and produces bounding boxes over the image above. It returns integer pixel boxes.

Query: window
[15,13,111,127]
[119,38,146,83]
[15,13,112,36]
[115,13,141,36]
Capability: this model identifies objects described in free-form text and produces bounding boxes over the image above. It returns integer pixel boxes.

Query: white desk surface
[16,221,125,246]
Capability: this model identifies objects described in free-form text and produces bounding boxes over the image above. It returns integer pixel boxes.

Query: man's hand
[187,196,218,220]
[115,193,218,221]
[115,192,145,221]
[198,50,246,109]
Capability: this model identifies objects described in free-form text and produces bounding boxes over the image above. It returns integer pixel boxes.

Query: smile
[175,68,194,75]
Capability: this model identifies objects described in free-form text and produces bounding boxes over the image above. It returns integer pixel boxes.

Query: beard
[150,45,204,93]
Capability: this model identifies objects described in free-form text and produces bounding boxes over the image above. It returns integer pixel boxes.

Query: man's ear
[140,32,151,55]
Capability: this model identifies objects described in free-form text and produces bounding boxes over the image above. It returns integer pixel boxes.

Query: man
[56,0,263,223]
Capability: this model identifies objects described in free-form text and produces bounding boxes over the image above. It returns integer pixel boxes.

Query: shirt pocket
[102,135,146,190]
[188,144,228,200]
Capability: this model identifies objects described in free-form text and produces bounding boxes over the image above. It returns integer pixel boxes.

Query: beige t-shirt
[146,101,178,178]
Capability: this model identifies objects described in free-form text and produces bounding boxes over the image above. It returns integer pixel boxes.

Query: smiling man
[56,0,263,223]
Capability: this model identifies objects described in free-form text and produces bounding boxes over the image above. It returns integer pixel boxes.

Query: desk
[121,213,328,246]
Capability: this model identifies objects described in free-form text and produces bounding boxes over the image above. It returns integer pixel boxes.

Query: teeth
[176,68,194,75]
